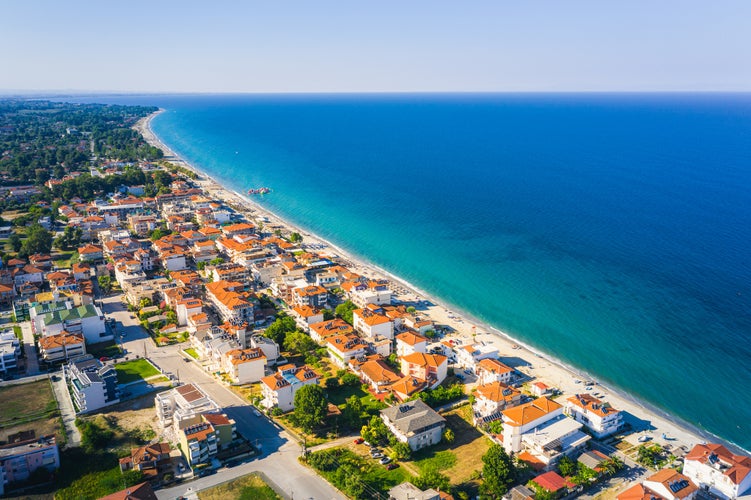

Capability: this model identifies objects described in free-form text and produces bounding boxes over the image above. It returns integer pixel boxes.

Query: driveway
[20,321,40,375]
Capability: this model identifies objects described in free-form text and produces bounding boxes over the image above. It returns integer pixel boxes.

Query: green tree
[340,372,360,386]
[293,384,327,433]
[481,444,518,497]
[20,224,52,257]
[8,233,22,252]
[289,232,302,243]
[322,308,334,321]
[342,395,363,428]
[334,300,357,325]
[97,275,112,294]
[442,428,455,444]
[487,420,504,434]
[165,310,177,325]
[413,468,451,492]
[391,441,412,460]
[283,330,318,356]
[558,455,577,477]
[139,297,152,309]
[265,315,297,346]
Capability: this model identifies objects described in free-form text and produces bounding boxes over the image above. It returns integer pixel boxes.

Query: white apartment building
[260,364,319,412]
[565,393,623,438]
[683,443,751,500]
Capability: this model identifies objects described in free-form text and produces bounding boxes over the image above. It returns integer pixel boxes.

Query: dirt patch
[0,379,61,445]
[94,393,160,439]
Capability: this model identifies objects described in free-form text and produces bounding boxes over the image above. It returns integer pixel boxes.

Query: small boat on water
[248,187,271,195]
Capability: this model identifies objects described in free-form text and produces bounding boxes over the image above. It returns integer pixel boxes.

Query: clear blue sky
[2,1,750,93]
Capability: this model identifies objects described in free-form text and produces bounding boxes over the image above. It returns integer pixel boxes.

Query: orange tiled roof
[502,397,561,427]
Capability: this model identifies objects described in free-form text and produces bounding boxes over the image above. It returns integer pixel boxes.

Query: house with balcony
[39,303,109,344]
[502,397,590,470]
[66,356,119,412]
[350,280,392,308]
[476,358,515,385]
[309,318,353,343]
[618,469,699,500]
[358,357,402,394]
[0,332,20,375]
[399,352,447,389]
[473,381,522,424]
[222,348,266,384]
[683,443,751,500]
[178,421,218,466]
[118,442,172,479]
[291,285,328,309]
[77,244,104,262]
[455,343,499,371]
[353,304,394,340]
[205,280,257,324]
[291,305,324,331]
[396,331,428,357]
[326,333,368,368]
[38,331,86,363]
[260,364,319,412]
[155,383,220,431]
[565,394,623,439]
[176,298,203,327]
[0,435,59,492]
[380,399,446,452]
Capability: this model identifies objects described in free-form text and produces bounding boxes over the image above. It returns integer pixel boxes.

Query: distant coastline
[136,106,747,456]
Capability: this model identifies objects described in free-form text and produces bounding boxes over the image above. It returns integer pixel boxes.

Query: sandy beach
[134,111,721,459]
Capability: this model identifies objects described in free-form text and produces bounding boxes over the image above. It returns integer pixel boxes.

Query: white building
[350,281,392,308]
[353,305,394,340]
[0,332,20,374]
[501,397,589,469]
[39,304,109,344]
[399,352,448,389]
[683,443,751,500]
[222,348,266,384]
[38,331,86,363]
[260,364,319,412]
[291,306,324,331]
[473,381,522,423]
[250,335,280,363]
[380,399,446,452]
[326,333,368,368]
[176,298,203,327]
[395,331,428,357]
[155,383,220,431]
[476,358,515,385]
[565,394,623,439]
[66,356,119,413]
[455,343,499,371]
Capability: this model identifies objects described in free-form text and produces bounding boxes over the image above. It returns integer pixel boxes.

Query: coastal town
[0,100,749,500]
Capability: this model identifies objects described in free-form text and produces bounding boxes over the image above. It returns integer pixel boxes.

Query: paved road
[101,296,345,500]
[50,371,81,447]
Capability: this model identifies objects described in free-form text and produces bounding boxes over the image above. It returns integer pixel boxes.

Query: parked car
[386,463,399,470]
[363,441,371,447]
[379,457,391,465]
[99,356,110,362]
[371,452,383,459]
[353,438,364,444]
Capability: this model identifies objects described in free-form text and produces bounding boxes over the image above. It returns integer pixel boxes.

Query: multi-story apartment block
[66,356,119,412]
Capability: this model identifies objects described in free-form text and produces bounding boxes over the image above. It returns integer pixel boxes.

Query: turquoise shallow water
[69,93,751,450]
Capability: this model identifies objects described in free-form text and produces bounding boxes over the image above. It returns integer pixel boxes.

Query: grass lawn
[12,325,22,340]
[114,359,160,384]
[87,340,122,358]
[403,406,491,487]
[0,379,57,427]
[198,473,280,500]
[184,347,199,359]
[325,383,385,414]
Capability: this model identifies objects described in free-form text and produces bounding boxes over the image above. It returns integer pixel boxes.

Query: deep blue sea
[67,93,751,450]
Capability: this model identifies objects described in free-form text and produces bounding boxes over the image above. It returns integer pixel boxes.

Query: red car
[99,357,110,362]
[353,438,364,444]
[386,463,399,470]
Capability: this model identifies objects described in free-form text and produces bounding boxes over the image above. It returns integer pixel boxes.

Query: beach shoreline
[134,110,743,458]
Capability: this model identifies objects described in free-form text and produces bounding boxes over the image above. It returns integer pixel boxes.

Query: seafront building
[501,397,590,470]
[682,443,751,499]
[565,393,623,439]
